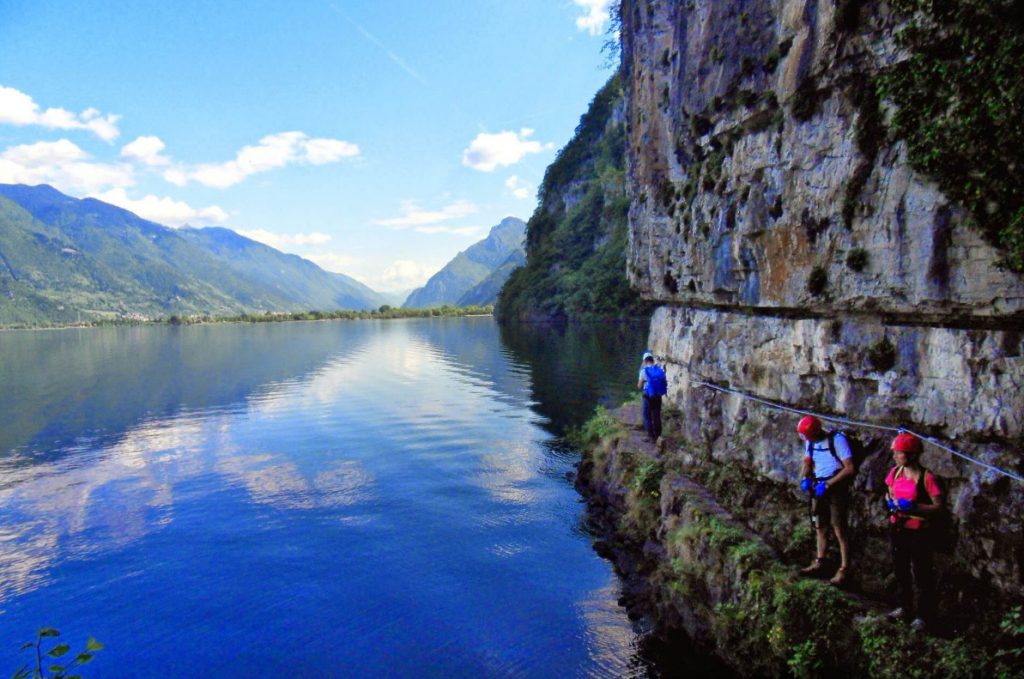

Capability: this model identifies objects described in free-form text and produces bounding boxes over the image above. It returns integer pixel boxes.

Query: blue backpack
[644,365,667,396]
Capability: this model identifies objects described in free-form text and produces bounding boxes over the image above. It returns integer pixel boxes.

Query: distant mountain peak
[403,216,526,309]
[0,183,388,323]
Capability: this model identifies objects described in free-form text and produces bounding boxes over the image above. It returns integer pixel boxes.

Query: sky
[0,0,616,293]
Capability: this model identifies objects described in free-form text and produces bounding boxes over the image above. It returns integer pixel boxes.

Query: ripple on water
[0,318,660,676]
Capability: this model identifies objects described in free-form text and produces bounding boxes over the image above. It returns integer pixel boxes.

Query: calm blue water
[0,317,665,677]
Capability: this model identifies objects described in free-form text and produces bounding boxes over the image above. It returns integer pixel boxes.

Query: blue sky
[0,0,615,292]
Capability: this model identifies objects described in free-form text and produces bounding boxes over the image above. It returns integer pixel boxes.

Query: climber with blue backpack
[638,351,667,443]
[796,416,856,586]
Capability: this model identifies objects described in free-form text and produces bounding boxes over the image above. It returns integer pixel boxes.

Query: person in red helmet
[885,432,943,631]
[796,415,855,585]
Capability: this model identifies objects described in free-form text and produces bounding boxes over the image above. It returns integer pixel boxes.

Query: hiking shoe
[828,567,848,587]
[800,558,825,576]
[910,618,927,632]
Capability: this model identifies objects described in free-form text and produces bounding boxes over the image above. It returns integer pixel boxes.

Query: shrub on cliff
[497,73,652,322]
[880,0,1024,272]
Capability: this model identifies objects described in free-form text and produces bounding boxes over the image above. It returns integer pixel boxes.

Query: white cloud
[0,85,121,141]
[171,131,360,188]
[91,188,228,227]
[121,135,171,166]
[505,175,532,199]
[374,199,477,228]
[303,137,361,165]
[2,138,87,165]
[374,259,435,291]
[236,229,332,250]
[573,0,614,36]
[413,225,483,236]
[304,251,359,274]
[163,167,188,186]
[0,139,135,193]
[462,128,549,172]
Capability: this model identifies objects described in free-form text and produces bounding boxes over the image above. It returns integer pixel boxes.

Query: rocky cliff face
[622,0,1024,601]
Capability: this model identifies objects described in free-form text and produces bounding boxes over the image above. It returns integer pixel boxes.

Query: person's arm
[911,473,944,515]
[826,458,855,488]
[801,455,814,480]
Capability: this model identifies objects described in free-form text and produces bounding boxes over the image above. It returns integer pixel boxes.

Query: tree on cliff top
[497,72,651,322]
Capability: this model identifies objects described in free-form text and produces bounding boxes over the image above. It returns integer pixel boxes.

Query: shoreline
[572,404,1015,677]
[0,306,495,333]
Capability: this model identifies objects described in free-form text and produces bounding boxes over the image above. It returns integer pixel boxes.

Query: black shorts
[809,482,849,529]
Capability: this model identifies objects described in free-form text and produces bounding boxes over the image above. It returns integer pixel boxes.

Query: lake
[0,317,695,677]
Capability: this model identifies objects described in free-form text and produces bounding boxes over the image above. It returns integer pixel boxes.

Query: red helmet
[891,432,923,454]
[797,416,822,438]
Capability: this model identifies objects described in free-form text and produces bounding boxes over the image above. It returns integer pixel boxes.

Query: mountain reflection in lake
[0,317,690,677]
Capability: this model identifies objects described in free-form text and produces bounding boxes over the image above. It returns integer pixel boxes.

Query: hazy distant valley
[0,184,525,326]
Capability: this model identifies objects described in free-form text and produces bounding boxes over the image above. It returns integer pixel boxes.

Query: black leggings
[642,394,662,440]
[890,524,936,621]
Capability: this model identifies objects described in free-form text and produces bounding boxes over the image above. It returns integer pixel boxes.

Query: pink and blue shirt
[886,466,941,529]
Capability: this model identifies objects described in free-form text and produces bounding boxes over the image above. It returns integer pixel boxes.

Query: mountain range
[403,217,526,308]
[0,183,388,325]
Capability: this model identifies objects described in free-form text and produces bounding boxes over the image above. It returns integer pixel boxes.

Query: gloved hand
[800,478,812,493]
[887,498,897,511]
[815,480,828,497]
[896,498,915,511]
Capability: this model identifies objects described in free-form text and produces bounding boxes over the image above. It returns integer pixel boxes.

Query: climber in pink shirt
[885,432,944,632]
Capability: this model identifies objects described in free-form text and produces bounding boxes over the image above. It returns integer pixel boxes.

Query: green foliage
[535,72,625,198]
[879,0,1024,271]
[679,505,858,675]
[619,456,664,537]
[772,578,859,676]
[785,520,814,561]
[843,76,885,228]
[867,336,897,372]
[497,72,651,322]
[0,190,391,327]
[787,639,824,678]
[807,265,829,297]
[857,615,979,679]
[791,78,823,122]
[568,406,626,449]
[630,459,665,497]
[11,628,103,679]
[1,304,495,330]
[994,605,1024,677]
[846,247,869,272]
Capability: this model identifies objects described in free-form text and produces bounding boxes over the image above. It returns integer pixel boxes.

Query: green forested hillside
[0,184,385,325]
[403,217,525,308]
[178,227,387,311]
[457,251,526,307]
[496,73,650,322]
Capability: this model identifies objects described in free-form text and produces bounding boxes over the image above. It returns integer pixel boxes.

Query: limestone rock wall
[623,0,1024,595]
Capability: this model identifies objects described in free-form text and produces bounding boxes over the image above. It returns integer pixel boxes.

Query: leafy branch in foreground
[11,628,103,679]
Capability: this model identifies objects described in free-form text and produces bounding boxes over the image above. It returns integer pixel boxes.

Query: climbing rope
[695,380,1024,484]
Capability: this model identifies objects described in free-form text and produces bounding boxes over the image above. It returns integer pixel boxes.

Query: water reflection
[578,580,649,678]
[0,317,663,676]
[498,320,650,434]
[0,322,372,459]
